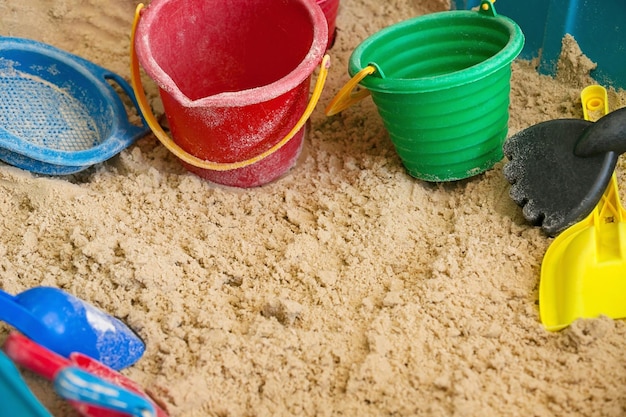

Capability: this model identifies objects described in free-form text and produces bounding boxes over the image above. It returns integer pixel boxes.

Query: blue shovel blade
[0,287,145,370]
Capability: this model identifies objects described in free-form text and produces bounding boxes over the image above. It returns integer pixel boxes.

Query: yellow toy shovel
[540,85,626,331]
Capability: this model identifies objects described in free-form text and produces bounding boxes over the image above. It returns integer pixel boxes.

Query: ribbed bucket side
[349,10,523,181]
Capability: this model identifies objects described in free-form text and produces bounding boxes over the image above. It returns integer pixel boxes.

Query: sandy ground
[1,0,626,416]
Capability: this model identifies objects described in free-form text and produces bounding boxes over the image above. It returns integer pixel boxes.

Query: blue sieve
[0,37,149,175]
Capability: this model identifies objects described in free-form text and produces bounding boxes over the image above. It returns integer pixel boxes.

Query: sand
[1,1,626,416]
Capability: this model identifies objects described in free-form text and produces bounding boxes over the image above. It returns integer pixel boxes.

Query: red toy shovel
[2,332,169,417]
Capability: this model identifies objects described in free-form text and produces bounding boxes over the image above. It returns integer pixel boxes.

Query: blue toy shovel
[0,286,144,370]
[0,350,52,417]
[54,367,155,417]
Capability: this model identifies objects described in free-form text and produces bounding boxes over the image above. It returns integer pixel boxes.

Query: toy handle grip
[54,367,156,417]
[575,107,626,157]
[324,65,375,116]
[0,291,46,342]
[578,85,624,224]
[130,3,330,172]
[3,331,70,381]
[581,85,609,122]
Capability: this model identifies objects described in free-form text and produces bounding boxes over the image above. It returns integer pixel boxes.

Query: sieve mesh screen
[0,70,101,151]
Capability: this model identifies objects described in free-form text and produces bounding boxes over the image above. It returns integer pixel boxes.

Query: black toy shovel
[503,106,626,236]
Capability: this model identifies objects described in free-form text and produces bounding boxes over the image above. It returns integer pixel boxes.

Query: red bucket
[131,0,328,188]
[317,0,340,46]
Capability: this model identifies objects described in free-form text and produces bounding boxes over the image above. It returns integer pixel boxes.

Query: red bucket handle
[130,4,330,172]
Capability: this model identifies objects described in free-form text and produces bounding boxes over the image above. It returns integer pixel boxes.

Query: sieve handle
[324,65,375,116]
[103,72,150,136]
[66,52,149,139]
[130,3,330,173]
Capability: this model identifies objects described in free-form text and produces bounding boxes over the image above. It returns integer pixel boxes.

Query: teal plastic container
[0,351,52,417]
[452,0,626,88]
[333,1,524,181]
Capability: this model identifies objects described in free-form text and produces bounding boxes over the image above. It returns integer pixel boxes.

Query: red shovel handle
[3,332,170,417]
[2,331,70,381]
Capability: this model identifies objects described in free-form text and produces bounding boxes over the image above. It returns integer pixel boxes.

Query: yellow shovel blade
[540,202,626,330]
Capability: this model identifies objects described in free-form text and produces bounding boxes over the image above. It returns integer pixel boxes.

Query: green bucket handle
[478,0,497,17]
[325,64,384,116]
[324,0,498,116]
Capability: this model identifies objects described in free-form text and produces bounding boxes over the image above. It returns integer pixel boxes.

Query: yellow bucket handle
[130,3,331,172]
[324,65,376,116]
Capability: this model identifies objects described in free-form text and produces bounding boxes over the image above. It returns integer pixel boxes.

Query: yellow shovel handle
[581,85,609,123]
[324,65,376,116]
[130,3,330,172]
[580,85,622,221]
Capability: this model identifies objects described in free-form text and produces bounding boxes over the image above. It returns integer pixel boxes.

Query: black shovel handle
[575,107,626,157]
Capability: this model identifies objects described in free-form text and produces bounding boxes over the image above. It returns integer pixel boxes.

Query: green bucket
[326,1,524,181]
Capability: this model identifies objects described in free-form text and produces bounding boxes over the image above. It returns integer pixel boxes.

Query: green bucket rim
[348,8,525,93]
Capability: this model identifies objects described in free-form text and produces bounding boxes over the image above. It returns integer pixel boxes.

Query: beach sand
[1,1,625,416]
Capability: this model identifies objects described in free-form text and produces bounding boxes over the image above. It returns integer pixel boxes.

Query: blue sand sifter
[0,37,149,175]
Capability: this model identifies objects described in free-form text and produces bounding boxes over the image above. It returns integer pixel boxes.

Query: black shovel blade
[503,119,617,236]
